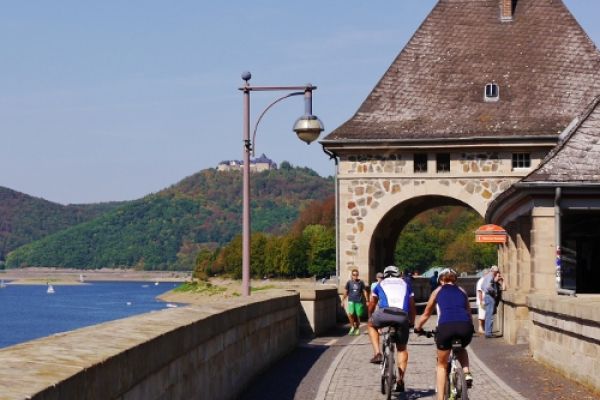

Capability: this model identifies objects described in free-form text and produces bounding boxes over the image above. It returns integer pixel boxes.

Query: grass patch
[173,281,227,296]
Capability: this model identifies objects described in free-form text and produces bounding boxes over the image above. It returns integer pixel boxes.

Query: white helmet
[383,265,400,278]
[438,268,457,282]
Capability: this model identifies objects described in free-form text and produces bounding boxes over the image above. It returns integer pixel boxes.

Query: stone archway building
[321,0,600,282]
[321,0,600,390]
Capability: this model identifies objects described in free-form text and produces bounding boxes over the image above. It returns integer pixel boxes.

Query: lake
[0,281,182,349]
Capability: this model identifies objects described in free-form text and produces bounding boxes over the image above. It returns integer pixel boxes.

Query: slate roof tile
[524,96,600,183]
[323,0,600,143]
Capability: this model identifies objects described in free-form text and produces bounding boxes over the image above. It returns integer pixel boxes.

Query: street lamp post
[239,71,324,296]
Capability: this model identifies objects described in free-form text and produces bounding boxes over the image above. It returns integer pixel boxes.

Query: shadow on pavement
[239,325,350,400]
[402,388,437,399]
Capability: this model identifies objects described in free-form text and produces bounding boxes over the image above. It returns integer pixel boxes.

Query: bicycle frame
[420,330,469,400]
[380,326,397,400]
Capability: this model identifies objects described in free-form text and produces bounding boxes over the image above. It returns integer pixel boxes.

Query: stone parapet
[0,291,299,400]
[526,294,600,393]
[501,290,531,344]
[297,287,339,337]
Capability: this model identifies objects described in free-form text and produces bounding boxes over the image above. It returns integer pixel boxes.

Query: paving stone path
[316,322,526,400]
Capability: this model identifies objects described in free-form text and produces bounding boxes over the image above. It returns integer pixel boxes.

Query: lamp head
[293,114,324,144]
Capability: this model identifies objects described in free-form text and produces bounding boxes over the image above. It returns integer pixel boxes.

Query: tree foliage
[6,166,333,270]
[394,206,496,274]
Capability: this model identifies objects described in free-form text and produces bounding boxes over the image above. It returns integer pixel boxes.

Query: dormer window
[484,83,500,102]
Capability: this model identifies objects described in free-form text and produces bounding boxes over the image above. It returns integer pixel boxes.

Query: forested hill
[6,165,334,270]
[0,187,124,262]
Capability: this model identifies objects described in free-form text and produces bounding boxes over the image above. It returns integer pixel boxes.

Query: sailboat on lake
[47,283,55,294]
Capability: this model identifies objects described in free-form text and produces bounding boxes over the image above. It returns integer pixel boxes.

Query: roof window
[484,83,500,102]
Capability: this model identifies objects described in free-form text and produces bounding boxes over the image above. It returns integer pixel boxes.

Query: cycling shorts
[370,307,409,345]
[435,321,474,350]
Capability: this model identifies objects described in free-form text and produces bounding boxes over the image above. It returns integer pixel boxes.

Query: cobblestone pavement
[316,321,526,400]
[242,322,598,400]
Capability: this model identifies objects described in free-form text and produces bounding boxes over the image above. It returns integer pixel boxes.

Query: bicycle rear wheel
[385,345,395,400]
[454,360,468,400]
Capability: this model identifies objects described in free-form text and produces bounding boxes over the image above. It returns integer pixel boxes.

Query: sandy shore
[157,277,336,305]
[0,267,192,285]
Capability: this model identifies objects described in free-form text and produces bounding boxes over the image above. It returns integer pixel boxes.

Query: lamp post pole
[240,71,323,296]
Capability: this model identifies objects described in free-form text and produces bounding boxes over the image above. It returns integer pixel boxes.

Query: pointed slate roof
[486,95,600,222]
[323,0,600,143]
[523,95,600,183]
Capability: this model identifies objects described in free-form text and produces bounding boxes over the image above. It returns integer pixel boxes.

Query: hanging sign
[475,224,507,243]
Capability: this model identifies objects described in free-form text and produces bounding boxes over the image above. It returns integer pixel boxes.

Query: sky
[2,1,599,205]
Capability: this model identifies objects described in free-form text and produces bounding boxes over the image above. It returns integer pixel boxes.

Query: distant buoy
[126,301,132,306]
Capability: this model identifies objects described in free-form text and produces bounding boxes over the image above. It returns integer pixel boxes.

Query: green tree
[303,224,335,277]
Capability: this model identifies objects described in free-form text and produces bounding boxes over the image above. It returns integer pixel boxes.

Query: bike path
[241,322,598,400]
[315,320,524,400]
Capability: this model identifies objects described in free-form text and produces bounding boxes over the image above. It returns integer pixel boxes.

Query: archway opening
[368,195,496,281]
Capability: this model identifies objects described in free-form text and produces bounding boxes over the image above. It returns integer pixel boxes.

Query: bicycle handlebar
[414,328,437,338]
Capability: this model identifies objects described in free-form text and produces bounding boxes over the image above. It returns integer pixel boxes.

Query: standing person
[369,272,384,304]
[492,270,507,315]
[367,265,416,393]
[414,268,474,399]
[342,268,368,336]
[429,270,439,293]
[481,265,500,338]
[475,269,488,334]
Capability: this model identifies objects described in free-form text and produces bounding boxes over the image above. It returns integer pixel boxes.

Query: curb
[314,332,361,400]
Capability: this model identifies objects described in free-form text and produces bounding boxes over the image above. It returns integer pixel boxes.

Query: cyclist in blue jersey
[367,265,416,393]
[414,268,474,400]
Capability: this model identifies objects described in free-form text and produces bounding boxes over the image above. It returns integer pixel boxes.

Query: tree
[303,224,335,278]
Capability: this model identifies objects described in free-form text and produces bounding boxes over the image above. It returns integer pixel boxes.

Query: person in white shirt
[475,269,488,334]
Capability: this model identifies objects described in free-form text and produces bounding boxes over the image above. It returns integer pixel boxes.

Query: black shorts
[435,322,474,350]
[370,308,410,345]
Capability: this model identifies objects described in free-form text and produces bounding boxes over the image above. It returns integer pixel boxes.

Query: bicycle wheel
[453,360,468,400]
[385,344,395,400]
[380,340,388,394]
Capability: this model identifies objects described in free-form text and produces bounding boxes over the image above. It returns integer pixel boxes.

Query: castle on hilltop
[216,154,277,172]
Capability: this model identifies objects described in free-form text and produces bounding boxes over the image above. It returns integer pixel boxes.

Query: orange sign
[475,234,507,243]
[475,224,507,243]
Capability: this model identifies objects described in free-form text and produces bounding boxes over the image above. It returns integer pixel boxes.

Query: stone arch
[340,175,504,281]
[366,194,479,281]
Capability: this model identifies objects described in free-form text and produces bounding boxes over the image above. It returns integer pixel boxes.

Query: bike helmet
[438,268,457,282]
[383,265,400,278]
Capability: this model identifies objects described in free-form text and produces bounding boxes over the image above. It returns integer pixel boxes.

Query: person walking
[429,270,439,294]
[367,265,416,393]
[481,265,500,338]
[342,268,368,336]
[475,269,488,334]
[414,268,474,399]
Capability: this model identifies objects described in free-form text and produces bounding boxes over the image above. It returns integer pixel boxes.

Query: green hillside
[0,187,124,262]
[6,166,334,270]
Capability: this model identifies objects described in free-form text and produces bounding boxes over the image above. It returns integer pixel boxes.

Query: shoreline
[0,267,192,285]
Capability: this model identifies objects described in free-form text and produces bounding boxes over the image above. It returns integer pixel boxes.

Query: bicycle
[417,329,469,400]
[379,325,399,400]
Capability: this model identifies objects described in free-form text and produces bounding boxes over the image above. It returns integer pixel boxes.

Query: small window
[414,154,428,173]
[484,83,499,102]
[512,153,531,169]
[436,153,450,173]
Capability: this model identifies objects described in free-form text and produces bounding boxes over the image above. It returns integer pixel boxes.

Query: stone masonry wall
[337,152,523,278]
[527,294,600,393]
[0,291,299,400]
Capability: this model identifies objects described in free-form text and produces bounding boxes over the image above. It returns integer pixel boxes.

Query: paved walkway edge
[314,334,360,400]
[469,345,528,400]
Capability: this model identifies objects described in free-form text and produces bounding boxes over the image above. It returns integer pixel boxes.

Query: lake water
[0,281,182,349]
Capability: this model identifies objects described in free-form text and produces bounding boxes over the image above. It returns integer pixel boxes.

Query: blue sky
[2,1,598,204]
